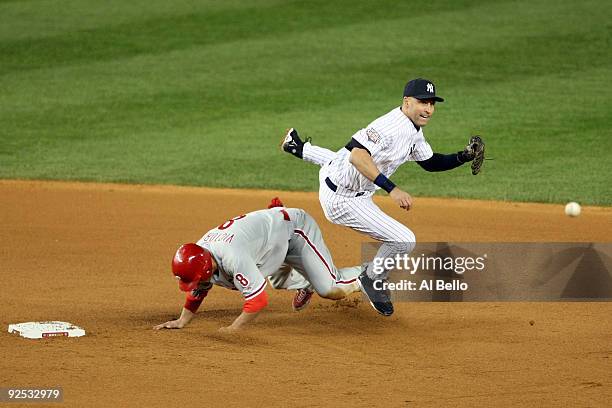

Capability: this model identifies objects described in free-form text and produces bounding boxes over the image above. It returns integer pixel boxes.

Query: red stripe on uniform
[244,281,267,300]
[280,209,290,221]
[294,229,357,285]
[293,229,340,283]
[335,278,357,284]
[294,229,335,280]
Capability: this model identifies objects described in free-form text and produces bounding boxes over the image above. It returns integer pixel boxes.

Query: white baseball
[565,202,581,217]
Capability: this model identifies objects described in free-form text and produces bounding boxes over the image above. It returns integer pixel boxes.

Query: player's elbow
[348,150,357,165]
[349,148,367,166]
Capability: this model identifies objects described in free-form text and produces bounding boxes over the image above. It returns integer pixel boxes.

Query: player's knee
[386,242,414,257]
[401,238,416,254]
[390,230,416,254]
[318,287,346,300]
[310,282,343,300]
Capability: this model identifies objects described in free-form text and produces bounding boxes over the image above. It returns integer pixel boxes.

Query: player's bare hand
[389,188,413,210]
[153,319,185,330]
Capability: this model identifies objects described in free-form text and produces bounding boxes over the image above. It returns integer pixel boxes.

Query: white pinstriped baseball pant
[304,143,416,279]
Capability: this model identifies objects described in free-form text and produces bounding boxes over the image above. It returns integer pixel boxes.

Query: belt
[325,177,365,197]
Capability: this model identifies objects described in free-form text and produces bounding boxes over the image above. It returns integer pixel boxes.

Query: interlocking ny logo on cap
[427,83,434,93]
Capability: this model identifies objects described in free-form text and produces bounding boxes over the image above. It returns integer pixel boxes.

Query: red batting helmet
[172,243,214,292]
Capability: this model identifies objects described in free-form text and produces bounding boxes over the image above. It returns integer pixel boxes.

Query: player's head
[402,78,444,127]
[172,243,214,291]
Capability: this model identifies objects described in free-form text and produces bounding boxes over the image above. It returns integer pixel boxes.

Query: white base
[8,321,86,339]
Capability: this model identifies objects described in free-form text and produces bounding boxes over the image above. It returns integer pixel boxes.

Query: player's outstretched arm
[153,307,195,330]
[417,136,485,174]
[219,289,269,333]
[417,152,465,172]
[219,310,260,333]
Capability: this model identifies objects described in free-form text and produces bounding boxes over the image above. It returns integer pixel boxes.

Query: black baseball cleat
[357,272,394,316]
[280,128,311,159]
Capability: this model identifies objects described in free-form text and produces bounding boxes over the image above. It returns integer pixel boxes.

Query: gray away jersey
[196,208,292,300]
[326,107,433,192]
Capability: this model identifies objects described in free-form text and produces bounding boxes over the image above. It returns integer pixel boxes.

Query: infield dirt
[1,180,611,407]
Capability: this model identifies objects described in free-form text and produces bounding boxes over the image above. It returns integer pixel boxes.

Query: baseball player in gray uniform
[281,78,479,317]
[154,199,361,332]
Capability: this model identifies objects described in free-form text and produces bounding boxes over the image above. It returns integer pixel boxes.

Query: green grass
[0,0,611,204]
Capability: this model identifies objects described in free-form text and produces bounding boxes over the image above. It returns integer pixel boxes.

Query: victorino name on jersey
[201,232,235,244]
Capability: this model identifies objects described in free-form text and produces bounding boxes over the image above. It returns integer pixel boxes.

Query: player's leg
[317,188,416,265]
[344,197,416,279]
[302,142,336,167]
[284,209,360,299]
[268,264,312,290]
[268,263,316,312]
[280,128,335,167]
[320,196,416,316]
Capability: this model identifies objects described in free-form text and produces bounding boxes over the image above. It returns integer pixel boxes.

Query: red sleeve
[184,289,210,313]
[242,289,268,313]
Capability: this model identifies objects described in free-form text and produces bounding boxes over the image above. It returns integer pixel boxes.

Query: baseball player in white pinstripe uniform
[154,199,361,332]
[281,78,479,316]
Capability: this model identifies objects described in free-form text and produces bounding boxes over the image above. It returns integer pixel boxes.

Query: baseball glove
[462,135,485,175]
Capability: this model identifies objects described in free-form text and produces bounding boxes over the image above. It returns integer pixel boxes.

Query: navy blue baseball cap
[403,78,444,102]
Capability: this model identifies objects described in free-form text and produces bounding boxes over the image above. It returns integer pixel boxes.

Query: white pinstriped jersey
[196,208,293,301]
[326,107,433,192]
